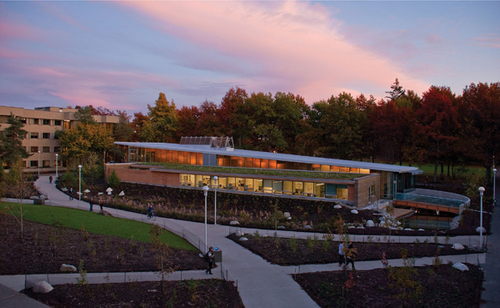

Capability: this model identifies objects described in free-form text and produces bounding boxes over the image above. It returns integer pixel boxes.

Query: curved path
[0,175,493,308]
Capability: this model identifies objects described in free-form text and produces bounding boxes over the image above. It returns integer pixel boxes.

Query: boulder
[33,281,53,293]
[334,204,342,209]
[230,220,240,226]
[278,225,286,230]
[283,212,291,218]
[60,264,77,272]
[452,262,469,271]
[304,225,312,229]
[404,228,414,231]
[239,237,248,241]
[351,209,358,214]
[452,243,465,250]
[418,228,425,231]
[476,226,486,233]
[366,220,375,227]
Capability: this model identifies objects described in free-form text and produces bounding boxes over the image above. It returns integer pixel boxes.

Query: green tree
[113,111,134,142]
[314,93,365,159]
[83,152,103,186]
[139,93,178,142]
[58,122,113,167]
[74,106,97,125]
[0,113,31,168]
[385,78,406,101]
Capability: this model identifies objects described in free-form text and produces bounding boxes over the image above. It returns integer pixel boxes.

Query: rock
[304,225,312,229]
[239,237,248,241]
[283,212,291,218]
[230,220,240,226]
[449,216,461,230]
[452,243,465,250]
[452,262,469,271]
[334,204,342,209]
[60,264,77,272]
[33,281,53,293]
[278,225,285,230]
[236,230,243,236]
[351,209,358,214]
[418,228,425,231]
[357,226,365,229]
[366,220,375,227]
[404,228,414,231]
[476,226,486,233]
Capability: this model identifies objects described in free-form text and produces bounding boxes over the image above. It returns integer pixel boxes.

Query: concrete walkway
[0,175,494,308]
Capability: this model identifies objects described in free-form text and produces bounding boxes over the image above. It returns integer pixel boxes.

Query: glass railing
[395,193,465,208]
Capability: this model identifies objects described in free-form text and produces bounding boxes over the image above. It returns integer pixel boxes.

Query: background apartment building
[0,106,119,172]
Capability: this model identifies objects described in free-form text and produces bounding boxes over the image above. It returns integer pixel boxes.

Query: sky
[0,0,499,116]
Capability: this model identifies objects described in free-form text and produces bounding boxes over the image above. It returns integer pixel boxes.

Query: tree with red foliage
[417,86,460,182]
[459,82,500,184]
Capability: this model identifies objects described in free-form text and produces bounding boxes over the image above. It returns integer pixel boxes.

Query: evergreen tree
[0,113,31,168]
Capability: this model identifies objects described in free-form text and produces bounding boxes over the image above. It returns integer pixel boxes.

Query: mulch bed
[294,264,484,308]
[22,280,244,308]
[227,234,477,266]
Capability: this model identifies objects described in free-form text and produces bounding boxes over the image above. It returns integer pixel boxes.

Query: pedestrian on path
[49,175,53,184]
[345,242,356,270]
[99,199,103,212]
[69,188,73,200]
[338,242,345,267]
[381,252,388,268]
[89,198,93,212]
[205,246,214,275]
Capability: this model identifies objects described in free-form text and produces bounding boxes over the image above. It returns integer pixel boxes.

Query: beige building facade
[0,106,119,172]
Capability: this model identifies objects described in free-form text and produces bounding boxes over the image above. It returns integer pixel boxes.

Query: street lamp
[493,169,497,206]
[479,186,485,249]
[213,176,218,225]
[55,153,58,179]
[203,185,209,252]
[78,165,82,200]
[38,150,41,177]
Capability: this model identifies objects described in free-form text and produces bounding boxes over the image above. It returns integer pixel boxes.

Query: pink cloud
[119,1,429,103]
[474,33,500,48]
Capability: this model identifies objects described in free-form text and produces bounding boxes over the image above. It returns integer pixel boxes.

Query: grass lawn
[2,202,196,250]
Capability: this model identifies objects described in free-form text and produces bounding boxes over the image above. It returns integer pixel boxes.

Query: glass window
[273,180,283,193]
[304,182,314,196]
[42,146,50,153]
[314,183,325,197]
[31,146,39,153]
[32,118,39,125]
[30,160,38,167]
[254,179,263,192]
[263,179,273,193]
[54,146,61,153]
[283,181,293,195]
[42,119,50,125]
[42,133,50,139]
[30,132,39,139]
[54,120,62,126]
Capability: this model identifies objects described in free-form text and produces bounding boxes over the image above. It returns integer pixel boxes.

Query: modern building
[108,137,428,208]
[0,106,119,172]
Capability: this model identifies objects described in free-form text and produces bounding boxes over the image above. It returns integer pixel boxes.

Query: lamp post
[203,185,209,252]
[78,165,82,200]
[213,176,218,225]
[55,153,58,179]
[479,186,485,249]
[494,169,497,206]
[38,151,41,177]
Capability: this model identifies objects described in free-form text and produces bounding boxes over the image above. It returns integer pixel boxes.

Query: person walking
[49,175,53,184]
[89,198,93,212]
[345,242,356,270]
[69,188,73,200]
[99,199,104,212]
[381,251,388,268]
[205,246,214,275]
[338,242,345,267]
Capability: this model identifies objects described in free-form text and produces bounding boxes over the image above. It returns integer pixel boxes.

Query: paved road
[0,175,495,308]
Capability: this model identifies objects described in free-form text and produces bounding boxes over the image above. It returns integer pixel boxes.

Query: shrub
[107,170,121,189]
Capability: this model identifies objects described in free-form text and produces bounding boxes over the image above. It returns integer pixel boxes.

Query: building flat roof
[115,141,423,174]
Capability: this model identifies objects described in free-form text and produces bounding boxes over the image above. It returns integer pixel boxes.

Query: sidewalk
[0,174,495,308]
